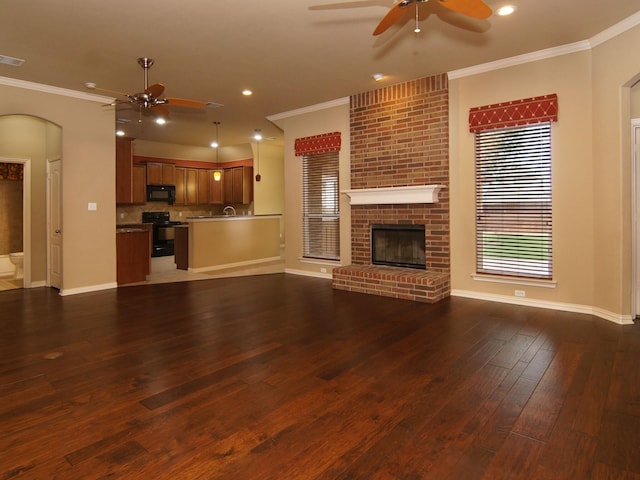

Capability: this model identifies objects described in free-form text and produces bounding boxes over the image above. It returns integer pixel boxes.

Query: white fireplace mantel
[341,185,445,205]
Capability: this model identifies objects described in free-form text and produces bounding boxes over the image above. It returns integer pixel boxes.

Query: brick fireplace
[332,74,450,303]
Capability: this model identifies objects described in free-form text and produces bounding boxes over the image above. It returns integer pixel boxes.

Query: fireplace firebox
[371,224,426,270]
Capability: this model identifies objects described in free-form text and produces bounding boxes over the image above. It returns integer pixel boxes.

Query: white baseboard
[189,256,282,274]
[451,289,635,325]
[59,282,118,296]
[285,268,333,280]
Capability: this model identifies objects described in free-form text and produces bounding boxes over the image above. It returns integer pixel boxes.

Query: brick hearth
[332,73,450,303]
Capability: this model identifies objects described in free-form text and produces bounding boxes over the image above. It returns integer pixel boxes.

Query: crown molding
[590,10,640,47]
[268,97,350,122]
[448,41,591,80]
[449,11,640,80]
[0,75,112,103]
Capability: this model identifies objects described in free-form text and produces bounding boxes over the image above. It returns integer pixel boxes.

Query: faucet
[223,205,236,216]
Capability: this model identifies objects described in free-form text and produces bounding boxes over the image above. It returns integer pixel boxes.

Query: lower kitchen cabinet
[116,228,151,285]
[174,225,189,270]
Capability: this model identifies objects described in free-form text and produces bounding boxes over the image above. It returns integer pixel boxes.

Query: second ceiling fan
[87,57,207,117]
[373,0,492,35]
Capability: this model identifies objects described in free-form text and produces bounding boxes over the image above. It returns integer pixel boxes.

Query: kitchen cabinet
[174,167,199,206]
[132,164,147,204]
[147,162,175,185]
[197,169,209,204]
[174,166,186,205]
[116,228,151,285]
[209,169,224,204]
[226,166,253,205]
[116,137,141,205]
[174,225,189,270]
[185,168,199,205]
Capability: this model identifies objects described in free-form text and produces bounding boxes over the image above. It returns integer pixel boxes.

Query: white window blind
[475,122,552,279]
[303,151,340,261]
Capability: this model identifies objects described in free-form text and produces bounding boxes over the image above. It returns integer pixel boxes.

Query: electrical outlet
[515,290,526,297]
[88,202,97,211]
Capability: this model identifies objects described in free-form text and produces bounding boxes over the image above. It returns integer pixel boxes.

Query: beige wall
[449,23,640,321]
[449,51,596,309]
[590,25,640,318]
[272,100,351,278]
[251,142,284,218]
[0,83,116,293]
[134,139,218,162]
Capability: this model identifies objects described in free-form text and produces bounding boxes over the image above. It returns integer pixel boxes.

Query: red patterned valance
[0,163,23,181]
[469,94,558,132]
[295,131,341,156]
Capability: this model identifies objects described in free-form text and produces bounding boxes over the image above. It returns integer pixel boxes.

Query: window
[303,151,340,260]
[475,122,552,279]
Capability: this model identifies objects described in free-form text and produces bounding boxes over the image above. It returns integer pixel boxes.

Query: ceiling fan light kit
[373,0,493,36]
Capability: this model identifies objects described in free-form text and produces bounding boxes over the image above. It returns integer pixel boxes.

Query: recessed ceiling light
[155,118,166,125]
[116,130,125,137]
[210,141,219,148]
[371,73,385,81]
[242,89,253,96]
[497,5,516,16]
[0,54,25,67]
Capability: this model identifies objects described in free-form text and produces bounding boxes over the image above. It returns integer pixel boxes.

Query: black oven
[142,211,182,257]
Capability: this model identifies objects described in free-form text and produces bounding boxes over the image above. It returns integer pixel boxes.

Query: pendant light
[254,129,262,182]
[212,121,222,182]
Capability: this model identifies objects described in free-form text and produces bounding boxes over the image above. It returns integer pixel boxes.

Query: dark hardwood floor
[1,274,640,479]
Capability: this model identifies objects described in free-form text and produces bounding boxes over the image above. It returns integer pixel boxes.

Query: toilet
[9,252,23,279]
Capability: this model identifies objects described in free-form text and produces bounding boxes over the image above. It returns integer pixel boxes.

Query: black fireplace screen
[371,224,426,269]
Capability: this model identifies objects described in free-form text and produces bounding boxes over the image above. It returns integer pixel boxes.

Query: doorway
[0,114,62,291]
[633,119,640,317]
[0,157,30,291]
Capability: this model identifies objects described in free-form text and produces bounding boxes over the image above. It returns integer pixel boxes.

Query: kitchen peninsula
[175,215,282,272]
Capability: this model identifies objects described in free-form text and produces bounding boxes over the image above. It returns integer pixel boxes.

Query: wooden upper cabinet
[197,169,209,205]
[147,162,176,185]
[116,137,136,205]
[232,166,253,205]
[132,164,147,205]
[174,166,186,205]
[185,168,198,205]
[209,170,224,205]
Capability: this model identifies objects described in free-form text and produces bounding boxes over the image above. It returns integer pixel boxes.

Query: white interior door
[48,158,62,289]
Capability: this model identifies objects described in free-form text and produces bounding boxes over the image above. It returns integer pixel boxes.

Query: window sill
[471,274,557,289]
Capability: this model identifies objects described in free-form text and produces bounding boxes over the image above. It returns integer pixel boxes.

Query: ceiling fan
[373,0,492,35]
[86,57,207,117]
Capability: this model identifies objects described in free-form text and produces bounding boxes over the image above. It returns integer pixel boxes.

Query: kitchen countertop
[186,214,282,222]
[116,227,149,234]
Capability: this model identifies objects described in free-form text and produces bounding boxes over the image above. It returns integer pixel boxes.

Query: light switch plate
[88,202,97,211]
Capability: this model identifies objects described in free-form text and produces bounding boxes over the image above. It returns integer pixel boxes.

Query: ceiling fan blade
[438,0,491,19]
[165,98,206,108]
[373,0,413,36]
[146,83,165,98]
[152,104,170,117]
[86,84,131,99]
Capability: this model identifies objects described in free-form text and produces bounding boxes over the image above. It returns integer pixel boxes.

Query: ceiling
[1,0,639,149]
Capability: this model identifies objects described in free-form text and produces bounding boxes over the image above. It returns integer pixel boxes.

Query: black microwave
[147,184,176,204]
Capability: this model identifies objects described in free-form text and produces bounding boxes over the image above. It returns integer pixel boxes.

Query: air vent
[0,55,25,67]
[205,102,224,109]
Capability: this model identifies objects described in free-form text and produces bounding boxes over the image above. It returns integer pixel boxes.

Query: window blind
[303,151,340,261]
[475,122,552,279]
